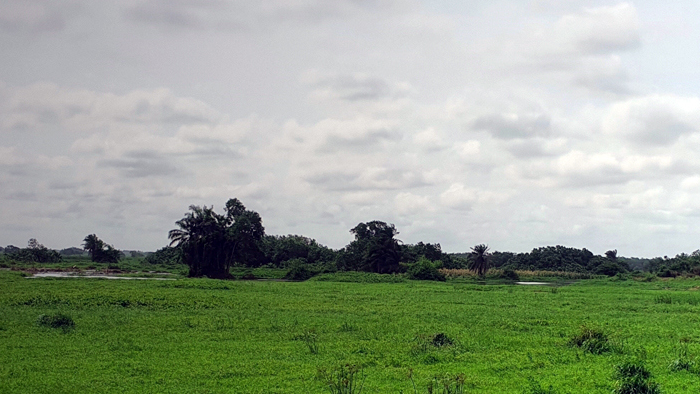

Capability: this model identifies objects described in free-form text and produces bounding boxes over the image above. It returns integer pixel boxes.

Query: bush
[145,246,181,266]
[613,360,661,394]
[432,333,454,347]
[285,261,316,281]
[406,258,446,281]
[569,325,613,354]
[499,268,520,281]
[37,313,75,331]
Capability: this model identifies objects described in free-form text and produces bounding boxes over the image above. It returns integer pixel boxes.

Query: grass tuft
[613,360,661,394]
[317,364,365,394]
[568,325,621,354]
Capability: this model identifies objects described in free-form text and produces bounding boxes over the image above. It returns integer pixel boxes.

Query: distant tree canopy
[6,239,61,263]
[337,221,402,273]
[169,198,265,278]
[145,246,181,266]
[82,234,121,264]
[455,245,630,276]
[59,247,85,256]
[260,235,335,267]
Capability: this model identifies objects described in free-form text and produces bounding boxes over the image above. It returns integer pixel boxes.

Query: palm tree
[169,200,265,278]
[82,234,104,261]
[469,244,490,277]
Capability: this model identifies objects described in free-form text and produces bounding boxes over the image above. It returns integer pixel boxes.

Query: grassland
[2,270,700,393]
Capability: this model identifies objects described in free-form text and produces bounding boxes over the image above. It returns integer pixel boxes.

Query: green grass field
[1,270,700,393]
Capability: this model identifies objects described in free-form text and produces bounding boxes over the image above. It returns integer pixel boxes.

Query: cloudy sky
[1,0,699,256]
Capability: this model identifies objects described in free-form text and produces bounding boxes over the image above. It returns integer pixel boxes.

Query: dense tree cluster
[83,234,122,264]
[4,239,62,263]
[468,245,630,276]
[168,198,265,278]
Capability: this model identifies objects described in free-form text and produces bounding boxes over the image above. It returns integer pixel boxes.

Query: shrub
[500,268,520,281]
[37,313,75,331]
[285,262,316,281]
[406,258,446,281]
[145,246,181,266]
[569,325,613,354]
[432,333,454,347]
[613,360,661,394]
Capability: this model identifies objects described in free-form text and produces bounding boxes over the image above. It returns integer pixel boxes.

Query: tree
[7,239,62,263]
[605,249,618,261]
[338,221,402,273]
[169,198,265,278]
[82,234,121,264]
[469,244,491,276]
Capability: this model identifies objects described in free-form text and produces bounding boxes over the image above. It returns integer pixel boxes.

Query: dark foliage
[431,332,454,347]
[469,244,490,276]
[59,247,85,256]
[405,258,446,281]
[285,261,317,281]
[261,234,336,267]
[169,198,265,278]
[499,268,520,281]
[337,221,401,273]
[594,260,629,276]
[37,313,75,331]
[145,246,182,266]
[82,234,121,264]
[400,242,461,268]
[4,245,20,254]
[8,239,62,263]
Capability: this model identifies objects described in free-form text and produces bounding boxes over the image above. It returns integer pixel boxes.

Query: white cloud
[603,94,700,145]
[394,192,431,215]
[554,3,640,55]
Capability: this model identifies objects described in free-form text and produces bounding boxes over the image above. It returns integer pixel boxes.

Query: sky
[1,0,700,257]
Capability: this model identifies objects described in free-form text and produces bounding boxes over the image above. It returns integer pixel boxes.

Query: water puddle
[516,281,553,285]
[29,272,175,280]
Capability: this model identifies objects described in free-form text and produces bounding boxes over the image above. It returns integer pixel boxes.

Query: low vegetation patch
[317,364,365,394]
[523,378,558,394]
[406,258,446,281]
[568,325,622,354]
[36,313,74,331]
[613,360,661,394]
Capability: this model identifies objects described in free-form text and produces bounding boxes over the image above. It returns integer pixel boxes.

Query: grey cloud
[303,167,429,192]
[124,0,240,31]
[505,139,561,158]
[473,113,551,140]
[0,0,70,34]
[98,150,178,178]
[322,127,397,152]
[123,0,392,31]
[323,75,391,102]
[5,191,37,201]
[303,171,360,191]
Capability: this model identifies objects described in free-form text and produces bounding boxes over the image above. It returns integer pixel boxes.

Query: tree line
[3,197,700,279]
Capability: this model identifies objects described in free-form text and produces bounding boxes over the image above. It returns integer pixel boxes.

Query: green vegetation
[83,234,122,264]
[3,271,700,392]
